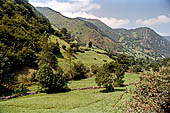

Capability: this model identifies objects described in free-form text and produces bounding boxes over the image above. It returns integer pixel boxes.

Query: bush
[71,62,90,80]
[35,64,67,93]
[88,41,93,48]
[150,63,160,72]
[95,68,115,92]
[162,57,170,66]
[130,65,142,73]
[14,83,26,94]
[91,64,99,75]
[95,61,125,92]
[62,45,66,50]
[126,67,170,113]
[48,42,60,55]
[17,74,28,84]
[13,74,28,94]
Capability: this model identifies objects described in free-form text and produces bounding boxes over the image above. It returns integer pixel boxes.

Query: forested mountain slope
[0,0,53,78]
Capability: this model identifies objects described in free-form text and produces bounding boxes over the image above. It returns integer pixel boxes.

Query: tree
[66,47,73,77]
[162,57,170,66]
[60,28,68,36]
[71,62,90,80]
[95,68,115,92]
[95,61,125,92]
[35,64,53,92]
[38,35,58,70]
[88,41,93,48]
[35,64,67,93]
[62,45,66,50]
[48,42,60,55]
[60,28,72,43]
[91,64,99,75]
[116,54,133,71]
[130,65,142,73]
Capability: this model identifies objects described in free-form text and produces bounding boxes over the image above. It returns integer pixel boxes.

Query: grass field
[0,73,140,113]
[50,35,113,71]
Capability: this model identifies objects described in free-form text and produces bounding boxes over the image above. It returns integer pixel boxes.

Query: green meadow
[0,73,140,113]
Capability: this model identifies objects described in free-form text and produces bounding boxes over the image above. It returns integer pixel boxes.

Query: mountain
[0,0,53,77]
[82,18,170,58]
[164,36,170,42]
[36,7,170,58]
[36,7,126,53]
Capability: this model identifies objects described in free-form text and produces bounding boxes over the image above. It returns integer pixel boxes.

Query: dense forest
[0,0,54,93]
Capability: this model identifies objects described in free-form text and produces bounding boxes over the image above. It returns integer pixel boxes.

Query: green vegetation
[0,0,54,95]
[71,62,90,80]
[84,19,170,58]
[95,61,125,92]
[36,7,123,53]
[0,1,170,113]
[36,7,170,59]
[35,64,67,93]
[49,35,113,71]
[126,67,170,112]
[0,73,140,113]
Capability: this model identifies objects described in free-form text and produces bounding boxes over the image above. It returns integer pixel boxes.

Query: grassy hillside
[36,7,125,53]
[84,19,170,58]
[0,73,140,113]
[50,35,113,71]
[36,7,170,59]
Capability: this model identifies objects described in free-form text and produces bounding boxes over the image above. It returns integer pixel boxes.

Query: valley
[0,0,170,113]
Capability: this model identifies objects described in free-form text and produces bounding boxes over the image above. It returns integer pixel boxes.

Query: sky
[29,0,170,36]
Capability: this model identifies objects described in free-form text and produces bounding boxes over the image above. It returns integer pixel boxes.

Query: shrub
[91,64,99,75]
[162,57,170,66]
[35,64,67,93]
[62,45,66,50]
[130,65,142,73]
[14,83,26,94]
[95,68,115,92]
[88,41,93,48]
[48,42,60,55]
[17,74,28,84]
[126,67,170,113]
[150,63,160,72]
[13,74,28,94]
[71,62,90,80]
[95,61,125,92]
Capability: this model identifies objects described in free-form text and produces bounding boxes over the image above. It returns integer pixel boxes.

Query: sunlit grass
[0,73,140,113]
[50,35,113,71]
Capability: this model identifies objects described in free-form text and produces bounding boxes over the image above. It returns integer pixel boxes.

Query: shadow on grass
[0,85,13,96]
[56,52,64,58]
[44,88,71,94]
[100,88,126,93]
[114,88,126,92]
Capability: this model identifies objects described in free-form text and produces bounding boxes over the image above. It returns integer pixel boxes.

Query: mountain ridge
[164,36,170,42]
[36,7,170,58]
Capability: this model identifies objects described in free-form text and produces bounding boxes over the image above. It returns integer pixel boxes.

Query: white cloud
[100,17,130,28]
[156,32,169,36]
[136,15,170,25]
[29,0,130,28]
[60,12,130,28]
[29,0,100,13]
